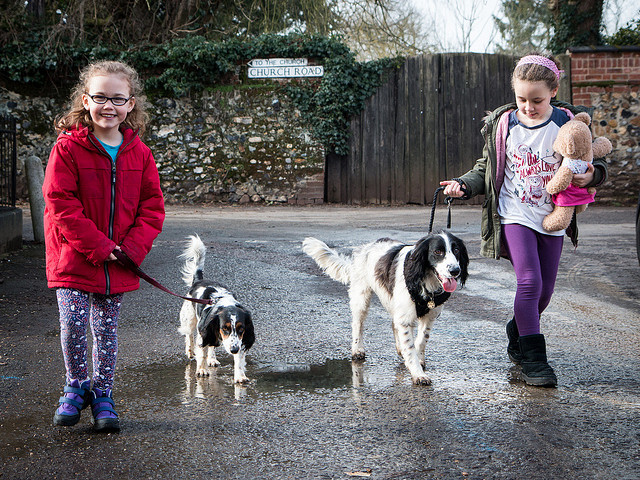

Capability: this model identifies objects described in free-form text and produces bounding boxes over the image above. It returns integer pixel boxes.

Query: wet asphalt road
[1,204,639,480]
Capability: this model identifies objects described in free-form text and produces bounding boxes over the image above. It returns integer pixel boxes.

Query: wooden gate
[325,53,521,204]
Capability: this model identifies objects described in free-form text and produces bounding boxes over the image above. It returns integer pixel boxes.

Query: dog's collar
[419,283,448,308]
[424,289,445,309]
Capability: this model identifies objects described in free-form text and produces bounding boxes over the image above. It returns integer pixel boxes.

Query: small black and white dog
[178,235,254,383]
[302,232,468,385]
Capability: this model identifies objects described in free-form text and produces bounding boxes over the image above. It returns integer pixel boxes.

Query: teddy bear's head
[552,112,595,163]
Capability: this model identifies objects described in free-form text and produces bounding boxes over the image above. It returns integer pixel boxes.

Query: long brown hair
[56,60,149,136]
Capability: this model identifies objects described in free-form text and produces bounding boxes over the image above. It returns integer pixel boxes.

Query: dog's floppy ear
[241,308,255,350]
[449,232,469,287]
[198,306,223,347]
[404,236,432,294]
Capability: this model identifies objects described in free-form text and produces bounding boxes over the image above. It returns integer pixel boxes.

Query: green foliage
[605,16,640,46]
[123,34,353,96]
[0,31,399,155]
[285,55,402,155]
[0,32,353,92]
[0,32,113,87]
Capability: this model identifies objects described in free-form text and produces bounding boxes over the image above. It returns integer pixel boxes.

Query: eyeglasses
[87,94,133,106]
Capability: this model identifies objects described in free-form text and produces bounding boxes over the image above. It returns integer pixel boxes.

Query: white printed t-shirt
[497,106,570,236]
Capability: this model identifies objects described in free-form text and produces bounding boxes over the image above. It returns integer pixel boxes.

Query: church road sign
[247,58,324,79]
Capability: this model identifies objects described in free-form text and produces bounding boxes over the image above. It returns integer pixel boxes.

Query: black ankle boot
[506,317,522,364]
[519,334,557,387]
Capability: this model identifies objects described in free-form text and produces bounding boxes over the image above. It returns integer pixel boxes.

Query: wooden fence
[325,53,571,205]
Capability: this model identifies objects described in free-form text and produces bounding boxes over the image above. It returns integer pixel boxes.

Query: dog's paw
[413,375,432,386]
[207,359,221,368]
[234,375,250,385]
[196,367,210,377]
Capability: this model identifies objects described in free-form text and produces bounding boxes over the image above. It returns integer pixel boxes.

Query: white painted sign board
[248,58,308,67]
[247,58,324,79]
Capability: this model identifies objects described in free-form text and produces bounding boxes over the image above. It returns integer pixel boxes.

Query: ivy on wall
[0,33,402,155]
[548,2,604,54]
[285,54,401,155]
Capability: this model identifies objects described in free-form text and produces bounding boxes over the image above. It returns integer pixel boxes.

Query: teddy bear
[542,112,612,232]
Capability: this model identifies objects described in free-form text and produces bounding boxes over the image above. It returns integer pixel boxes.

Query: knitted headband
[516,55,564,80]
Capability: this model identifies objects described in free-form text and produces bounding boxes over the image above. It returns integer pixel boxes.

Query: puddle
[117,355,404,407]
[254,358,353,394]
[253,356,404,396]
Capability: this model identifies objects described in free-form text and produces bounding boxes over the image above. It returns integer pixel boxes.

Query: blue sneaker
[53,379,91,426]
[91,388,120,433]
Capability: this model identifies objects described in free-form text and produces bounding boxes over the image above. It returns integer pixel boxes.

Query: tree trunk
[26,0,45,18]
[549,0,604,52]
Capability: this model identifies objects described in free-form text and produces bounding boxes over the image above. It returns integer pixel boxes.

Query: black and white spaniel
[302,232,468,385]
[178,235,254,383]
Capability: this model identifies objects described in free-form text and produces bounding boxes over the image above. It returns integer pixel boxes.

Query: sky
[412,0,639,53]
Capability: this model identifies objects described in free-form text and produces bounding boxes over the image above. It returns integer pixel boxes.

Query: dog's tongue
[442,277,458,293]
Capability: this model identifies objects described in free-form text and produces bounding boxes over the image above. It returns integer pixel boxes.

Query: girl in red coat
[43,60,165,432]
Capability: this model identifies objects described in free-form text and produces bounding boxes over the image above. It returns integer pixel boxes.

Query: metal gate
[0,114,17,207]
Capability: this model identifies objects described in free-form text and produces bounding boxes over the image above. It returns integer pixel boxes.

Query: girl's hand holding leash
[107,245,122,262]
[440,180,466,198]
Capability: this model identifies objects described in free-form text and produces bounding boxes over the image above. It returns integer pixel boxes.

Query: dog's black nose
[449,266,461,277]
[230,346,240,354]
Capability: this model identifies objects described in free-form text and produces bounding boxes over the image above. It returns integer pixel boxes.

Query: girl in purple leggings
[441,53,608,387]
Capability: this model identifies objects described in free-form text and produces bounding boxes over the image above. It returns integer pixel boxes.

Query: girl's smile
[513,79,558,127]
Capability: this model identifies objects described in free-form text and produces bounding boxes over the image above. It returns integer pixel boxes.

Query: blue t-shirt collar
[96,137,122,162]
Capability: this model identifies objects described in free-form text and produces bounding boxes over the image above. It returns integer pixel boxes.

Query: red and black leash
[112,249,214,305]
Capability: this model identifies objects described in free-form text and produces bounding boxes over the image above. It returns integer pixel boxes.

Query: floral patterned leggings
[56,288,123,391]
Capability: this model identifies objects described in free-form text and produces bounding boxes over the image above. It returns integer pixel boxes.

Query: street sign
[247,58,324,79]
[248,65,324,79]
[247,58,308,67]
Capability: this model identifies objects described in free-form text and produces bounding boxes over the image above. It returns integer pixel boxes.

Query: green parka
[457,99,608,260]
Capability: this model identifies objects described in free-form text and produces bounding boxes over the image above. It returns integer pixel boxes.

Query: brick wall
[287,172,325,205]
[570,47,640,106]
[568,47,640,205]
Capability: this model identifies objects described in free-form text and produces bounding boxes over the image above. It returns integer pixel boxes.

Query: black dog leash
[428,179,468,233]
[428,187,452,233]
[112,249,214,305]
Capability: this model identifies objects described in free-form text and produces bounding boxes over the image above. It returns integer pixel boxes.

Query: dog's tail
[180,234,207,286]
[302,237,352,285]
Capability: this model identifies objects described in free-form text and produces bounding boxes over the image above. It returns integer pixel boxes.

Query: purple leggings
[56,288,122,390]
[501,224,564,336]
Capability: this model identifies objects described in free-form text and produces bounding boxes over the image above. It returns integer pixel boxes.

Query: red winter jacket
[43,126,165,294]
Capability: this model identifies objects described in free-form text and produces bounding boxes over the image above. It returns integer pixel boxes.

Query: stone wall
[569,47,640,205]
[0,86,325,205]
